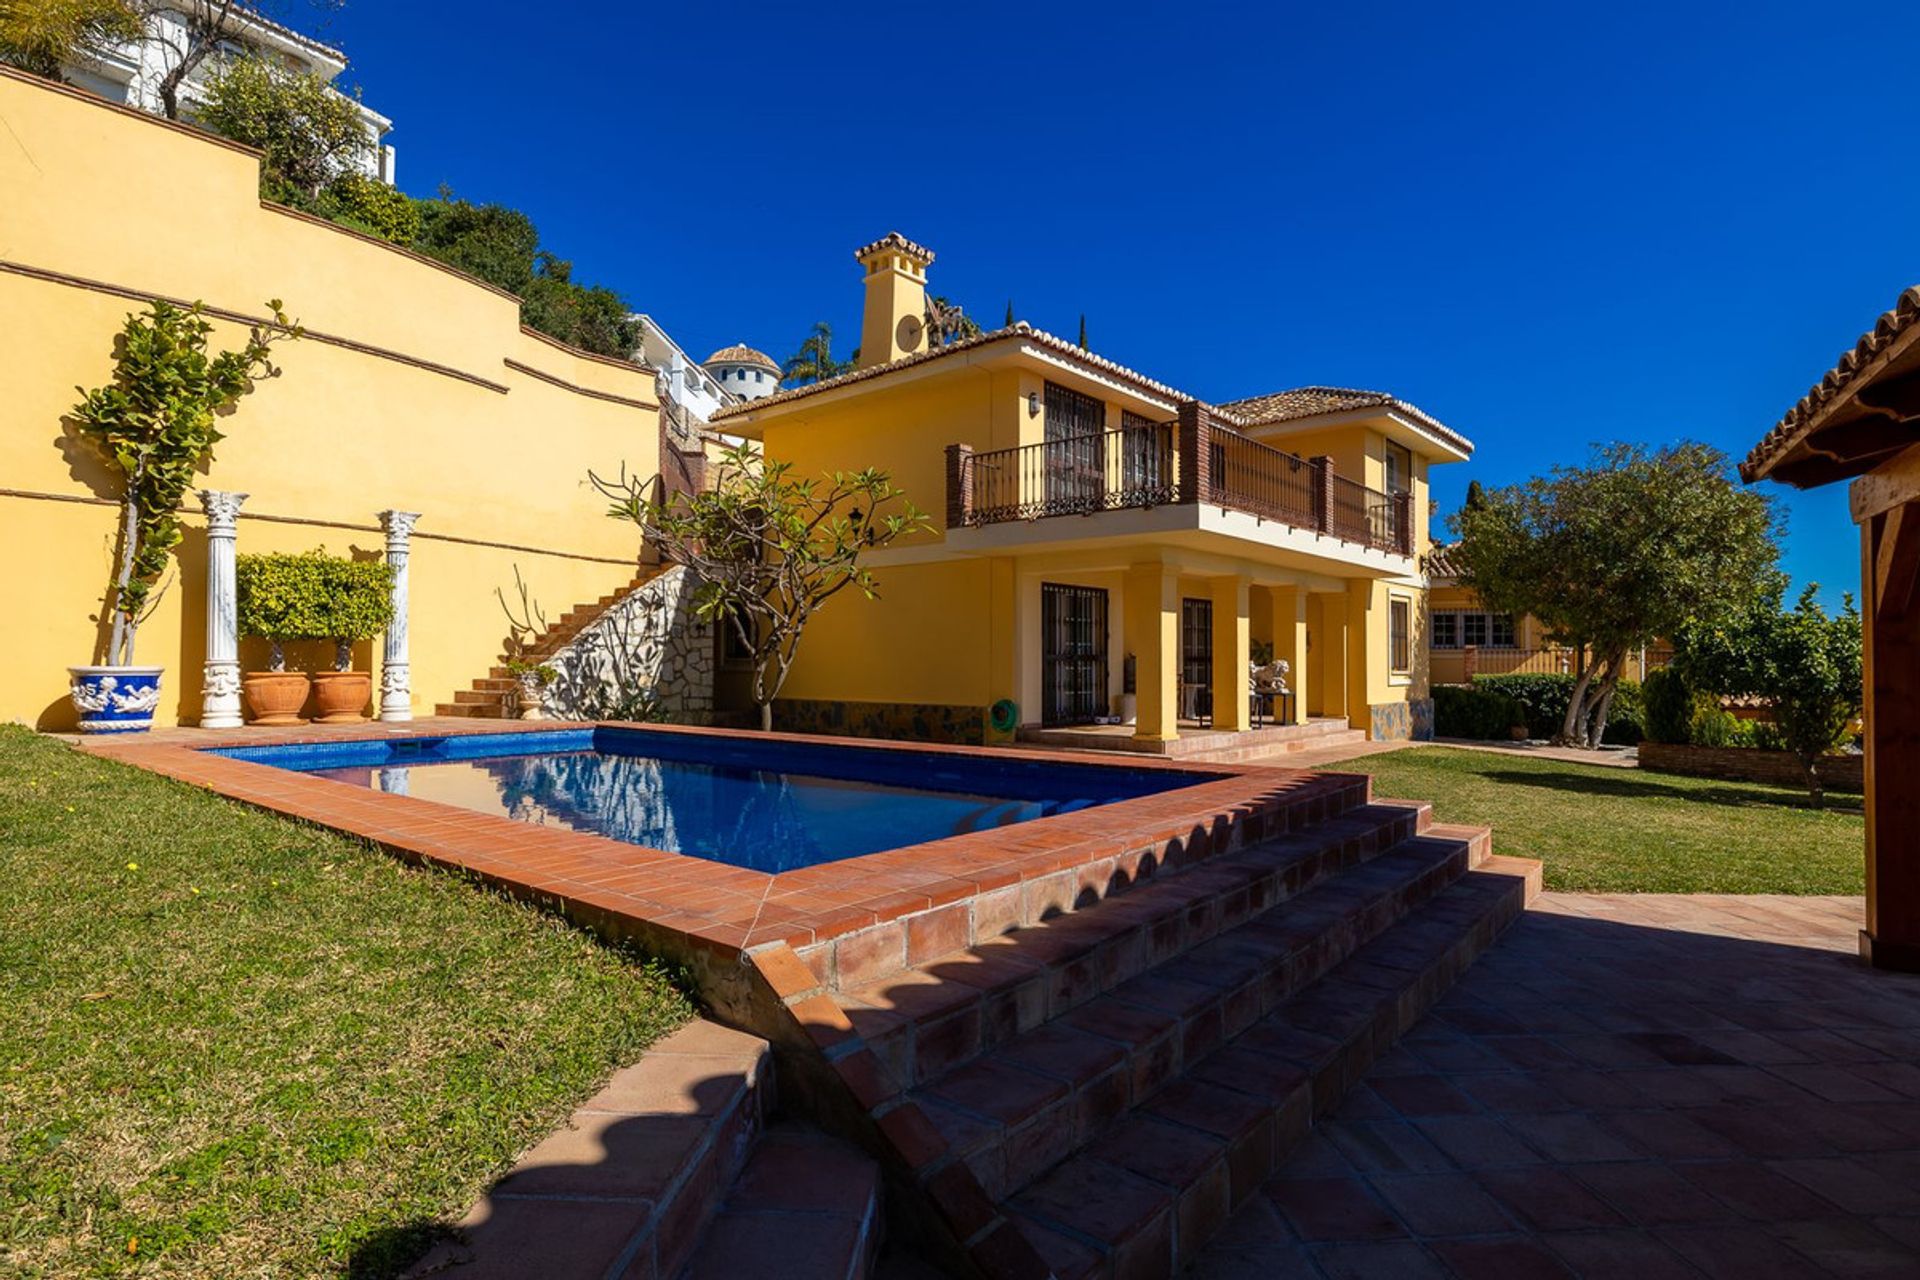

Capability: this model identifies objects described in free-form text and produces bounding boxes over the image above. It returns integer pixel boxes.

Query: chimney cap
[854,231,935,267]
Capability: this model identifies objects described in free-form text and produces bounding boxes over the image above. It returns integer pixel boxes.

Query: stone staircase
[754,779,1541,1278]
[403,1018,884,1280]
[434,565,667,720]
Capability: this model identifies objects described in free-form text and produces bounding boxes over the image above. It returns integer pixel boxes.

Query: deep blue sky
[311,1,1920,604]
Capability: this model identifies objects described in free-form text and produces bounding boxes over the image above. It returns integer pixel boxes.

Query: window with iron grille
[1390,597,1412,673]
[1041,583,1109,726]
[1432,611,1459,649]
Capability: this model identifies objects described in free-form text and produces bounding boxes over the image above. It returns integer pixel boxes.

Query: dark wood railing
[948,411,1410,555]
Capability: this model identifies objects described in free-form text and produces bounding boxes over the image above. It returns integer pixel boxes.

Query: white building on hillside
[703,343,781,402]
[633,314,733,423]
[62,5,395,184]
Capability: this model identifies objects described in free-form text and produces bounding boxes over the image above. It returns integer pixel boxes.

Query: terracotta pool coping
[81,718,1362,963]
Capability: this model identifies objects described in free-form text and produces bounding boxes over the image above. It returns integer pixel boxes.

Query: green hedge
[1470,673,1644,745]
[1433,684,1525,740]
[237,548,393,651]
[1643,667,1693,744]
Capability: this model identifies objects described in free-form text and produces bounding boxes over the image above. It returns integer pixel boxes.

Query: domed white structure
[704,343,781,401]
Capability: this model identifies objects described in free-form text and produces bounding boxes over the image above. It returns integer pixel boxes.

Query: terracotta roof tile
[704,343,780,372]
[854,231,935,265]
[1219,385,1472,455]
[1742,285,1920,483]
[711,324,1204,421]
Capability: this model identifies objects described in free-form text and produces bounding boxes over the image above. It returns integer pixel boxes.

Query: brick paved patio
[1190,893,1920,1279]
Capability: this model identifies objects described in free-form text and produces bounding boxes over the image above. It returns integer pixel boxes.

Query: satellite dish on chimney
[896,313,925,353]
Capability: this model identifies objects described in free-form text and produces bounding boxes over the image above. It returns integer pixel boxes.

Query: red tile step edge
[836,800,1436,1092]
[675,1125,882,1280]
[401,1019,769,1280]
[783,773,1377,991]
[907,828,1485,1208]
[1005,855,1540,1279]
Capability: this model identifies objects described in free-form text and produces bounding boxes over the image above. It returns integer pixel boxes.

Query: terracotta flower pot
[311,671,372,724]
[243,672,311,725]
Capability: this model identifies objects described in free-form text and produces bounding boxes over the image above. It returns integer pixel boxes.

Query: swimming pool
[214,727,1219,873]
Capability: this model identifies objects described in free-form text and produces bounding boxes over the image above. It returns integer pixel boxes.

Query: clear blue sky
[312,0,1920,604]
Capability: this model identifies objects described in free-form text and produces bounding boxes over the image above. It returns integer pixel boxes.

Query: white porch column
[378,510,420,722]
[197,489,248,728]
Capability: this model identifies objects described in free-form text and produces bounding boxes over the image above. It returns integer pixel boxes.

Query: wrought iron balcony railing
[946,412,1411,556]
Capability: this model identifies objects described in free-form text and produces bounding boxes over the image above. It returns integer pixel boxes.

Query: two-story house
[60,4,395,184]
[711,233,1471,751]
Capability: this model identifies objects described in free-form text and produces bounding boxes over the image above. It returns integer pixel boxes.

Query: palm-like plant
[781,321,851,386]
[926,295,982,347]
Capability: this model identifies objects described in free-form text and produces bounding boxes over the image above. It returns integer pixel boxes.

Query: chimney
[854,232,934,370]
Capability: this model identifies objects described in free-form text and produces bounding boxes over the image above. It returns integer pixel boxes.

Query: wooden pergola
[1744,287,1920,971]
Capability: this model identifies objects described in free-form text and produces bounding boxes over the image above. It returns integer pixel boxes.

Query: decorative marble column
[198,490,248,728]
[378,510,420,722]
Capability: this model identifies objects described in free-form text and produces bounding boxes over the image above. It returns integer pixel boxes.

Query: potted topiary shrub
[67,299,297,732]
[309,554,395,723]
[236,549,327,725]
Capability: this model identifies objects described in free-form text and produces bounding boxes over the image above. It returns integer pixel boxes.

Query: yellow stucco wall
[1,70,659,729]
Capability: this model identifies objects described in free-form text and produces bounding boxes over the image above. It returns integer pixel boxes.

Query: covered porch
[1001,548,1413,745]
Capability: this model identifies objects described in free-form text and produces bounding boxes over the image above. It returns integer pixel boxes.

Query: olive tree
[1450,442,1776,747]
[1676,581,1863,807]
[591,445,930,731]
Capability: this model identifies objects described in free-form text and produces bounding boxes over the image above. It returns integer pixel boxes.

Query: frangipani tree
[592,444,930,731]
[72,299,299,667]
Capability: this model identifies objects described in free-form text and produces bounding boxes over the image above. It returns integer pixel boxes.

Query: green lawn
[1326,745,1865,894]
[0,726,692,1279]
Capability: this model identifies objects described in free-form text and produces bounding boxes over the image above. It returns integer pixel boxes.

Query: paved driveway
[1191,894,1920,1279]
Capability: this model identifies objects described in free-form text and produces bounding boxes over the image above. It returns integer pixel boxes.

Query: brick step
[833,800,1435,1091]
[431,702,508,719]
[903,830,1479,1216]
[676,1126,882,1280]
[439,564,666,717]
[403,1019,770,1280]
[1005,855,1540,1279]
[1182,728,1370,765]
[787,773,1378,1001]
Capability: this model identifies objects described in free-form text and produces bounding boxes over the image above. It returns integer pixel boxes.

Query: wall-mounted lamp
[1027,391,1041,417]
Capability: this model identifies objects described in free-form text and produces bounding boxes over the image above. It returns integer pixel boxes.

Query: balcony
[945,407,1412,557]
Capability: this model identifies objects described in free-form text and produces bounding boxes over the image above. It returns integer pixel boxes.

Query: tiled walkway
[1190,894,1920,1279]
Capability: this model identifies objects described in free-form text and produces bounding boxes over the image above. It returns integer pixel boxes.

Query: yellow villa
[713,233,1473,753]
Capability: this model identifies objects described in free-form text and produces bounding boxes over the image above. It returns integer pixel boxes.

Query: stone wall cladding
[541,564,714,721]
[1638,741,1863,793]
[1370,698,1423,742]
[773,698,986,745]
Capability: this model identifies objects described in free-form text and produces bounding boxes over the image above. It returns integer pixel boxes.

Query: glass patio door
[1181,597,1213,723]
[1041,583,1108,726]
[1044,381,1106,513]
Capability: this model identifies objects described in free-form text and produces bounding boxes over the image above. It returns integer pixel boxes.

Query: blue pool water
[213,728,1216,873]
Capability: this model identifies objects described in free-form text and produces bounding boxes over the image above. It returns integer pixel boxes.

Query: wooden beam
[1861,511,1920,971]
[1853,365,1920,421]
[1851,442,1920,522]
[1804,415,1919,469]
[1875,502,1920,623]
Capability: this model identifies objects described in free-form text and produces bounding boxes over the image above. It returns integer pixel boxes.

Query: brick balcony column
[1310,456,1334,533]
[1177,402,1213,505]
[378,509,420,722]
[1393,489,1415,555]
[196,489,247,728]
[945,443,973,528]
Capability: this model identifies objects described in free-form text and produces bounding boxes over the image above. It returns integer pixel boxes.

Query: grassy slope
[0,727,692,1279]
[1325,746,1864,894]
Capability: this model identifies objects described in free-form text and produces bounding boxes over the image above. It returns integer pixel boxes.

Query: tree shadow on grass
[1469,767,1863,814]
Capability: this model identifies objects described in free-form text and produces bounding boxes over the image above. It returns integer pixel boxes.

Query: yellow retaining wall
[0,69,660,729]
